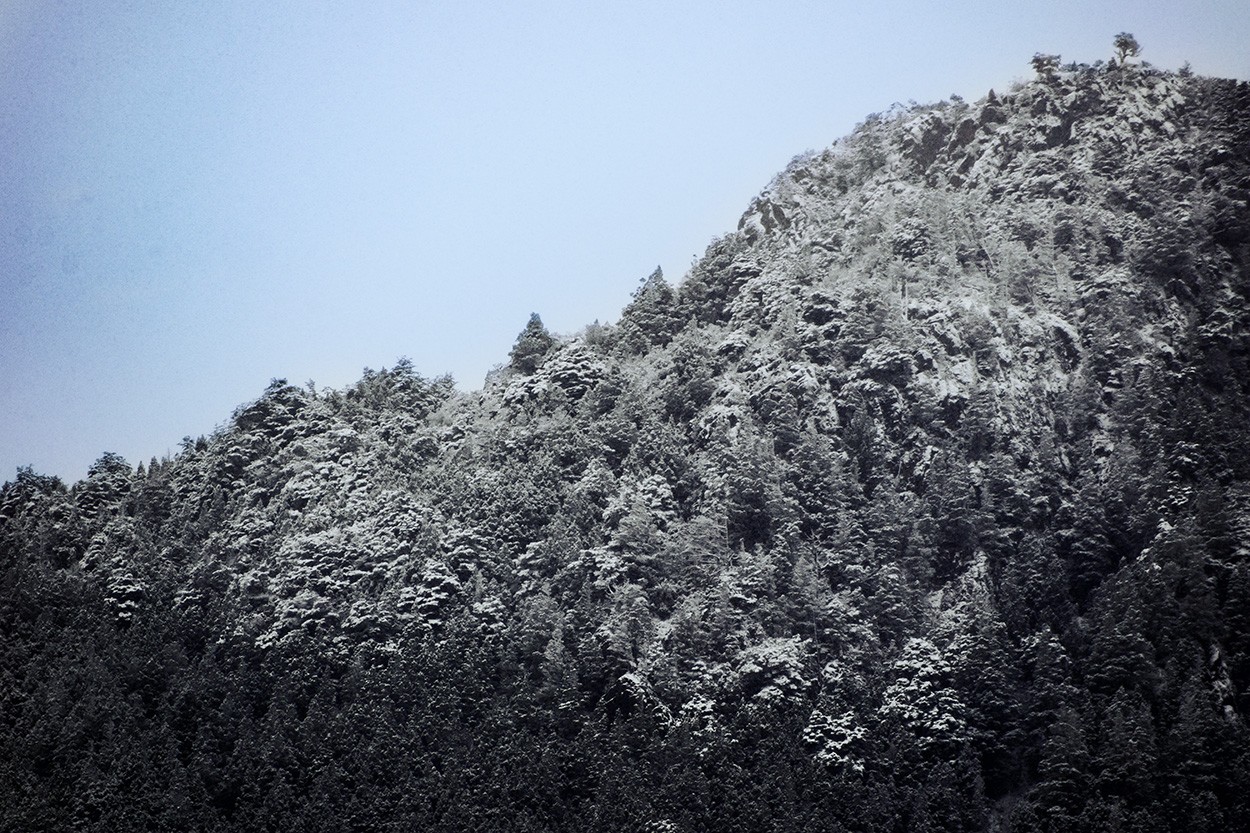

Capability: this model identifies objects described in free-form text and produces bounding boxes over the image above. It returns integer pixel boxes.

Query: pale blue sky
[3,0,1248,483]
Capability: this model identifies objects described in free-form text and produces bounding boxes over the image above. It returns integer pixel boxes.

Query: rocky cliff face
[3,61,1249,832]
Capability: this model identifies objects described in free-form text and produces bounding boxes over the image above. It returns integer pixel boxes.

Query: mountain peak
[3,54,1250,832]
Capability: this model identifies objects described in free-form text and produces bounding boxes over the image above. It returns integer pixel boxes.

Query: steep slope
[2,60,1249,832]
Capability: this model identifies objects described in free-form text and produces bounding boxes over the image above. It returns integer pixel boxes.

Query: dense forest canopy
[3,51,1250,832]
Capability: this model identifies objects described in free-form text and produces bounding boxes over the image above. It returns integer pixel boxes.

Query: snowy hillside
[3,55,1250,832]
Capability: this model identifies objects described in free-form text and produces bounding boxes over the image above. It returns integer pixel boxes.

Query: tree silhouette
[1114,32,1140,64]
[1031,53,1060,80]
[509,312,555,374]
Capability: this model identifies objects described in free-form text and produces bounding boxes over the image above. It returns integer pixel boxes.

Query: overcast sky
[3,0,1248,484]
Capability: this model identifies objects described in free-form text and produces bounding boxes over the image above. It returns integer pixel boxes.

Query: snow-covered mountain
[3,56,1249,832]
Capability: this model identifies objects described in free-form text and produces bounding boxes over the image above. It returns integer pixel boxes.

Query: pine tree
[1094,687,1157,802]
[619,267,682,352]
[1032,706,1092,832]
[510,313,556,374]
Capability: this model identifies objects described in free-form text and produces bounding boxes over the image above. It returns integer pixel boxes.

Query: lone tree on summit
[1114,32,1140,64]
[1031,53,1060,80]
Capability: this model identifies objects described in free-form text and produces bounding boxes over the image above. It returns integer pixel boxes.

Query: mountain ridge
[3,55,1250,832]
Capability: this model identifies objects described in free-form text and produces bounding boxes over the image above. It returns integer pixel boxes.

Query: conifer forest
[3,51,1250,832]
